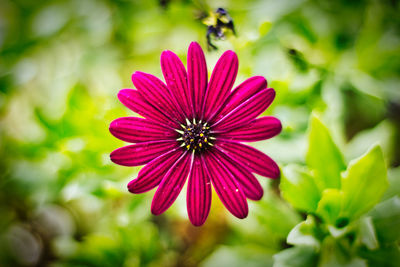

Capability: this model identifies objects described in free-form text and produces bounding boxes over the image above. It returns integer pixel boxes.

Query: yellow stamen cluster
[177,119,214,152]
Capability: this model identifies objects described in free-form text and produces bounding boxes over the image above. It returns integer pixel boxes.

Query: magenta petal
[216,141,280,179]
[202,50,238,121]
[161,51,193,119]
[216,116,282,142]
[187,155,212,226]
[118,89,178,128]
[110,141,178,167]
[215,76,267,122]
[203,150,248,219]
[128,149,182,193]
[109,117,177,143]
[188,42,208,119]
[213,88,275,132]
[132,72,184,123]
[151,152,193,215]
[212,149,263,200]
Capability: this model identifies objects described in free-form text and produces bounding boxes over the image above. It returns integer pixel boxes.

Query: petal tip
[236,210,248,219]
[224,50,236,55]
[109,150,118,163]
[223,50,238,61]
[127,180,135,193]
[108,121,117,135]
[131,71,151,86]
[161,50,176,59]
[131,71,139,82]
[117,89,134,102]
[189,41,201,48]
[267,87,276,96]
[188,210,209,227]
[271,167,281,179]
[150,204,163,216]
[188,42,205,57]
[276,119,283,135]
[127,179,145,194]
[190,218,206,227]
[251,189,264,201]
[253,76,268,88]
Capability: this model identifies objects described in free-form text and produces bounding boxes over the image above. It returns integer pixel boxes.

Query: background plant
[277,114,398,267]
[0,0,399,266]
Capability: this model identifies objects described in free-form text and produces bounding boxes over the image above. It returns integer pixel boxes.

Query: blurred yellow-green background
[0,0,399,266]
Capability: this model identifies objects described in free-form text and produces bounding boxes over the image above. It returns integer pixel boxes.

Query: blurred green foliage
[0,0,399,266]
[280,114,397,266]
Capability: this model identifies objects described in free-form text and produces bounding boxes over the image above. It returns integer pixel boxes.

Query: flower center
[178,119,213,152]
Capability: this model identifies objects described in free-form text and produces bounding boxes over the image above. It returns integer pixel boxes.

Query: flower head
[110,42,282,226]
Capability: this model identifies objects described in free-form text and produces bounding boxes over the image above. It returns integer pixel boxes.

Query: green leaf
[370,196,400,243]
[341,145,388,220]
[382,167,400,201]
[359,217,379,250]
[273,246,318,267]
[287,216,321,248]
[358,243,400,267]
[319,236,367,267]
[316,189,343,225]
[259,21,272,36]
[281,165,321,212]
[306,114,346,191]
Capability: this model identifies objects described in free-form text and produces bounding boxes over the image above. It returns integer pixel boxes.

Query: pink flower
[110,42,281,226]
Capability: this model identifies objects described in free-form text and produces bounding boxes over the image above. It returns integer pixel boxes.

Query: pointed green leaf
[341,145,388,220]
[316,189,343,225]
[359,216,379,250]
[306,114,346,191]
[281,165,321,212]
[287,216,321,248]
